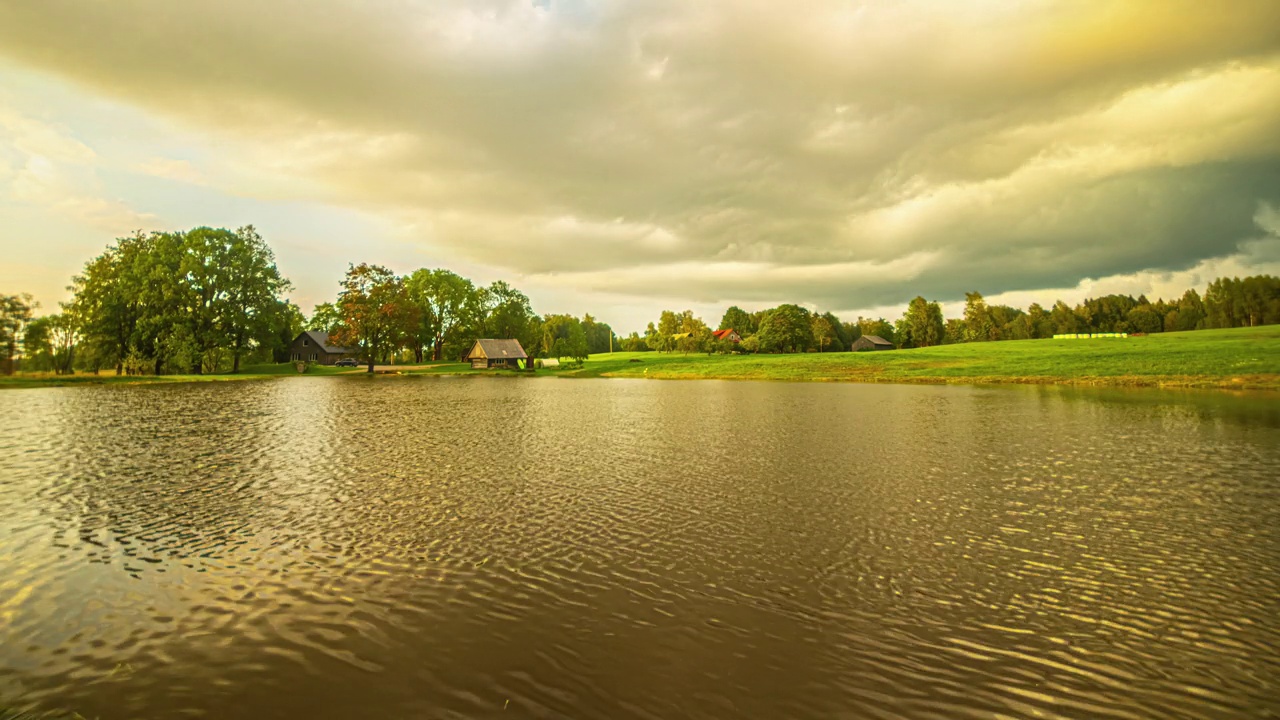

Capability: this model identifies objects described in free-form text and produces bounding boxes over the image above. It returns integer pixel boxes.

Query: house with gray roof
[290,331,357,365]
[464,338,528,369]
[851,335,895,352]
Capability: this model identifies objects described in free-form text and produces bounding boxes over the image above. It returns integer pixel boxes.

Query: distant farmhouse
[712,329,742,344]
[290,331,356,365]
[852,335,895,352]
[465,339,529,369]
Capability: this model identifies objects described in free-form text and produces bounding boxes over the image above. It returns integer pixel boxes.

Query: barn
[852,335,895,352]
[464,339,529,369]
[289,331,357,365]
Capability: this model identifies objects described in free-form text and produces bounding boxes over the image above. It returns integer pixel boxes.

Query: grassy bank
[4,326,1278,391]
[538,325,1280,390]
[0,362,351,389]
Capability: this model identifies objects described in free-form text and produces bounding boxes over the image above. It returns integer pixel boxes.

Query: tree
[757,304,813,353]
[330,264,418,373]
[823,312,851,352]
[963,292,997,342]
[620,332,649,352]
[269,300,305,363]
[1026,303,1054,339]
[674,311,710,354]
[70,234,148,374]
[21,314,54,371]
[647,311,680,352]
[405,269,477,361]
[0,294,35,374]
[1126,304,1163,334]
[180,227,237,373]
[308,302,343,334]
[811,313,835,352]
[1050,301,1079,334]
[541,314,589,362]
[719,306,756,336]
[900,296,944,348]
[581,313,617,354]
[48,312,79,374]
[478,281,541,357]
[219,226,292,372]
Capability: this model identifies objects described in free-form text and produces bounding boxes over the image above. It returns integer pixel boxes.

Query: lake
[1,378,1278,719]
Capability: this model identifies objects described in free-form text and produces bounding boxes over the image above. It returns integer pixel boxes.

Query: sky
[2,1,1279,333]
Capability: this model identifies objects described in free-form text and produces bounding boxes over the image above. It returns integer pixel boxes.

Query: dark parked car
[335,358,359,368]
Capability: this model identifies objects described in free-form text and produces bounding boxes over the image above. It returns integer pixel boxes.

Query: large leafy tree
[1,294,36,374]
[478,281,541,356]
[900,296,945,348]
[331,264,418,373]
[719,306,756,336]
[71,234,149,374]
[541,314,589,361]
[757,304,813,353]
[405,269,477,361]
[220,226,292,372]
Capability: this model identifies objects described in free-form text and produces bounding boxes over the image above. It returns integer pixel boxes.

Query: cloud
[0,108,156,231]
[0,0,1279,316]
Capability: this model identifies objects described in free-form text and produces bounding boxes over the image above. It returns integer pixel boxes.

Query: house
[464,338,529,369]
[852,335,895,351]
[711,329,742,344]
[290,331,357,364]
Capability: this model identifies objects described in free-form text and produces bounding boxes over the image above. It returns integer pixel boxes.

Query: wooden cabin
[852,335,895,352]
[464,339,529,369]
[711,329,742,344]
[290,331,357,364]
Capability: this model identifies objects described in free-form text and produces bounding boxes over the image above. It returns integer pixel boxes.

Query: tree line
[308,263,615,372]
[4,229,624,375]
[618,275,1280,354]
[5,227,294,375]
[3,225,1278,374]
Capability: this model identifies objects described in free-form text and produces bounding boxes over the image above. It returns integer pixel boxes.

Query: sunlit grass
[540,325,1280,390]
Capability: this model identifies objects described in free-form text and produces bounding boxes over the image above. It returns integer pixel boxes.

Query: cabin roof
[711,329,739,340]
[297,330,356,354]
[861,335,893,346]
[467,338,528,360]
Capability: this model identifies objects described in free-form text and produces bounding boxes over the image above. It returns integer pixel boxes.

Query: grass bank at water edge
[3,326,1277,391]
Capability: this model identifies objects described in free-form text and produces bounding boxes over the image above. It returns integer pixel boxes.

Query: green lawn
[4,326,1278,391]
[539,325,1280,390]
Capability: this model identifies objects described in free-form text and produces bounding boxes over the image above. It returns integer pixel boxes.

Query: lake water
[1,378,1278,719]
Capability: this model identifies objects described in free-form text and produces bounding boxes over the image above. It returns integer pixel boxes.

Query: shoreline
[6,326,1278,393]
[4,367,1278,393]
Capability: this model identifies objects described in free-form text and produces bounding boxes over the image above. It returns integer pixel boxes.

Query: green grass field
[538,325,1280,390]
[4,326,1278,391]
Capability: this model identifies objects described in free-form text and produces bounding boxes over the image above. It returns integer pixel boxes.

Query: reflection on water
[1,378,1278,719]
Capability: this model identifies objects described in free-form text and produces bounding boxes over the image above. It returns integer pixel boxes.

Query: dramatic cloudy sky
[2,1,1279,330]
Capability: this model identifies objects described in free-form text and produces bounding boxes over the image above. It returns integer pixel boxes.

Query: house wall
[290,337,348,365]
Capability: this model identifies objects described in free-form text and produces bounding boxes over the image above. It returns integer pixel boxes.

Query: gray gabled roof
[861,335,893,346]
[297,330,356,355]
[467,338,528,360]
